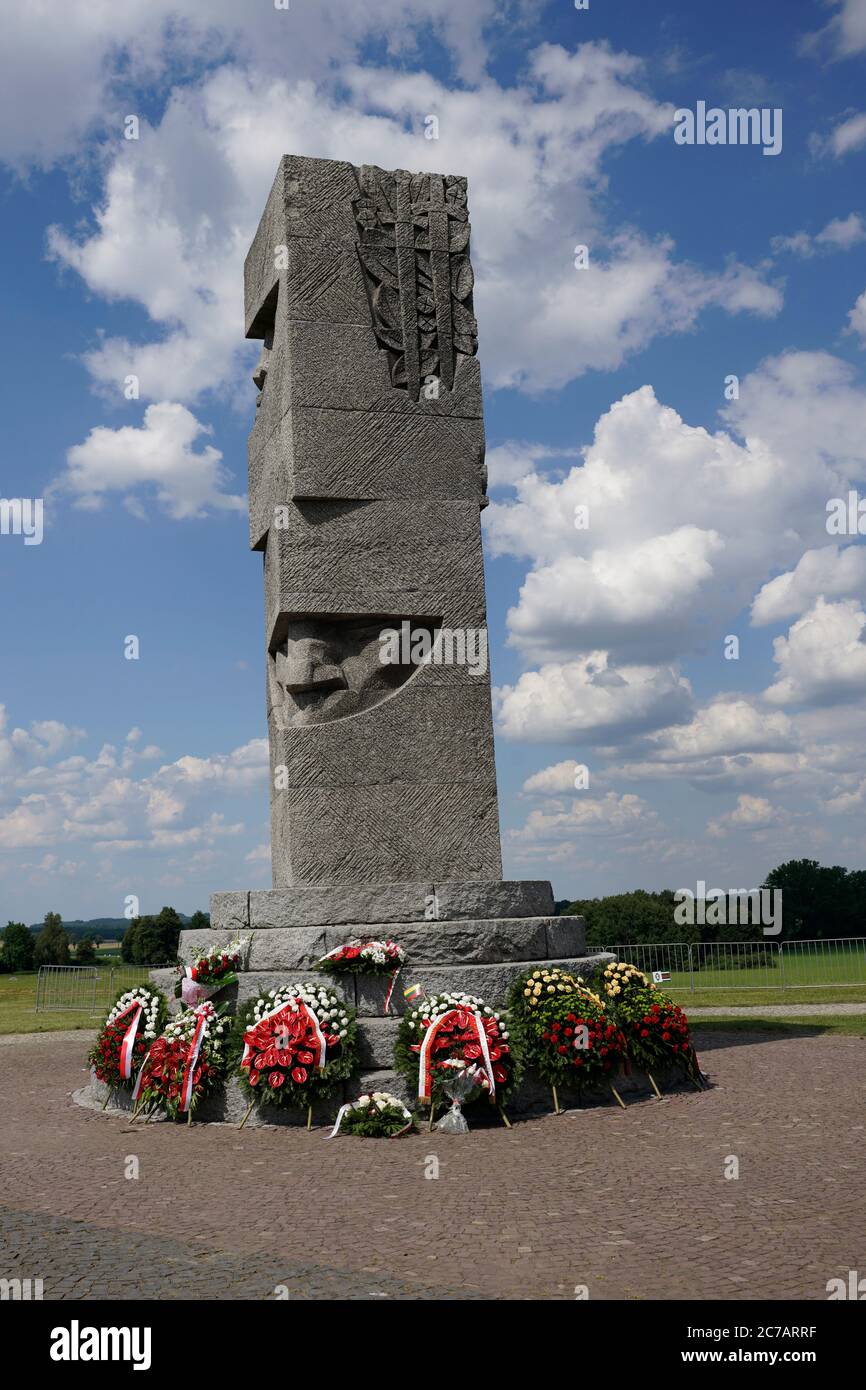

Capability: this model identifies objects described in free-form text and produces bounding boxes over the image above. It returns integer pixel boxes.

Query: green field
[607,942,866,996]
[0,964,152,1035]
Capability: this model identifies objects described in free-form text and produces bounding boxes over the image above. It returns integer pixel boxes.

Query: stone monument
[166,155,608,1115]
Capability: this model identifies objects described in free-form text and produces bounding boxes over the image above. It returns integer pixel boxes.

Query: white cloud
[495,654,692,743]
[487,353,864,668]
[813,111,866,159]
[0,724,268,853]
[43,43,781,406]
[522,761,585,795]
[706,794,780,838]
[0,0,518,168]
[764,597,866,706]
[55,402,245,519]
[509,791,658,845]
[487,441,580,491]
[0,706,84,776]
[751,545,866,625]
[771,212,866,256]
[848,287,866,343]
[803,0,866,60]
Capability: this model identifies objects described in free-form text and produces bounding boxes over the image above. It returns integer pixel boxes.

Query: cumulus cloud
[508,791,658,844]
[848,287,866,342]
[706,794,780,837]
[43,41,781,405]
[772,212,866,257]
[495,654,692,744]
[812,111,866,159]
[751,545,866,625]
[487,353,864,669]
[0,724,267,854]
[0,706,85,776]
[1,0,522,168]
[803,0,866,61]
[764,597,866,707]
[55,402,245,519]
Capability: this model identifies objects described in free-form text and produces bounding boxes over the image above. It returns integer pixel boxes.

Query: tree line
[561,860,866,947]
[0,906,209,972]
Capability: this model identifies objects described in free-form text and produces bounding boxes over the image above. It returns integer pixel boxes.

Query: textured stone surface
[15,1028,864,1301]
[244,881,561,927]
[434,879,554,921]
[236,153,504,894]
[353,953,611,1017]
[179,915,582,972]
[209,891,250,934]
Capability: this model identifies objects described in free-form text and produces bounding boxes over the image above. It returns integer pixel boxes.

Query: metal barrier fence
[34,964,156,1013]
[602,938,866,992]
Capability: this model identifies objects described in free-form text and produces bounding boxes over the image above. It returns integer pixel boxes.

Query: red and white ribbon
[241,998,327,1071]
[383,967,400,1015]
[179,1003,214,1114]
[114,999,144,1082]
[417,1008,496,1104]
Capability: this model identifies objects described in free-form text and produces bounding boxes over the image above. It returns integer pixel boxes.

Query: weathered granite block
[208,891,250,935]
[245,881,560,928]
[250,882,434,928]
[434,880,554,921]
[321,917,552,965]
[179,926,329,972]
[354,953,611,1017]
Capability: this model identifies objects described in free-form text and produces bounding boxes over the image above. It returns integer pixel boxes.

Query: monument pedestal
[137,878,616,1120]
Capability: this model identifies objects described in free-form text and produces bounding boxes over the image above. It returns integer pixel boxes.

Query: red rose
[268,1070,285,1088]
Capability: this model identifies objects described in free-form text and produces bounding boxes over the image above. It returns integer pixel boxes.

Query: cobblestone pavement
[0,1029,863,1300]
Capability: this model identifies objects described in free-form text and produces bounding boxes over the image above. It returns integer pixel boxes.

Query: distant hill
[26,916,197,940]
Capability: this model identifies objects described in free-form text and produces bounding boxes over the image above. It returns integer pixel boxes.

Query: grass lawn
[693,1015,866,1038]
[610,941,866,996]
[668,983,866,1008]
[0,964,152,1035]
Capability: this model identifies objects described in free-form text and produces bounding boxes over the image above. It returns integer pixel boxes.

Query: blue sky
[3,0,866,921]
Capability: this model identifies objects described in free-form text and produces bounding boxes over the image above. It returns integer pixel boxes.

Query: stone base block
[179,915,585,972]
[209,880,555,933]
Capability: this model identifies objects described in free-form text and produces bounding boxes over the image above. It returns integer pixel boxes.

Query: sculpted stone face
[252,332,272,406]
[271,617,436,726]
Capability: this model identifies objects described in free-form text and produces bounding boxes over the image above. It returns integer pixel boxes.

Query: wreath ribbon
[417,1008,496,1103]
[113,999,144,1082]
[383,967,401,1015]
[178,1003,215,1114]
